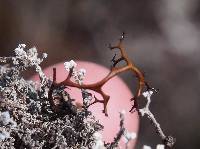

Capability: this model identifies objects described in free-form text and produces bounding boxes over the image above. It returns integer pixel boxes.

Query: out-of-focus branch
[107,110,125,148]
[139,91,176,148]
[107,110,137,149]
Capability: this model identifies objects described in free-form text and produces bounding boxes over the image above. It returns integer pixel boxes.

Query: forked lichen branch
[48,33,149,116]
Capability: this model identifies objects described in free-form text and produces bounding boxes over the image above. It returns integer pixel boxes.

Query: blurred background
[0,0,200,148]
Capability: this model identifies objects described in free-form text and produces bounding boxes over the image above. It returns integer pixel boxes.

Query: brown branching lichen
[49,33,149,116]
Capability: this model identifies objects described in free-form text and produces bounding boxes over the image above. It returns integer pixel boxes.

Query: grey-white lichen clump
[0,44,135,149]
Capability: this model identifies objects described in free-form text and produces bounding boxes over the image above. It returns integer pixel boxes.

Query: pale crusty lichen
[0,45,131,149]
